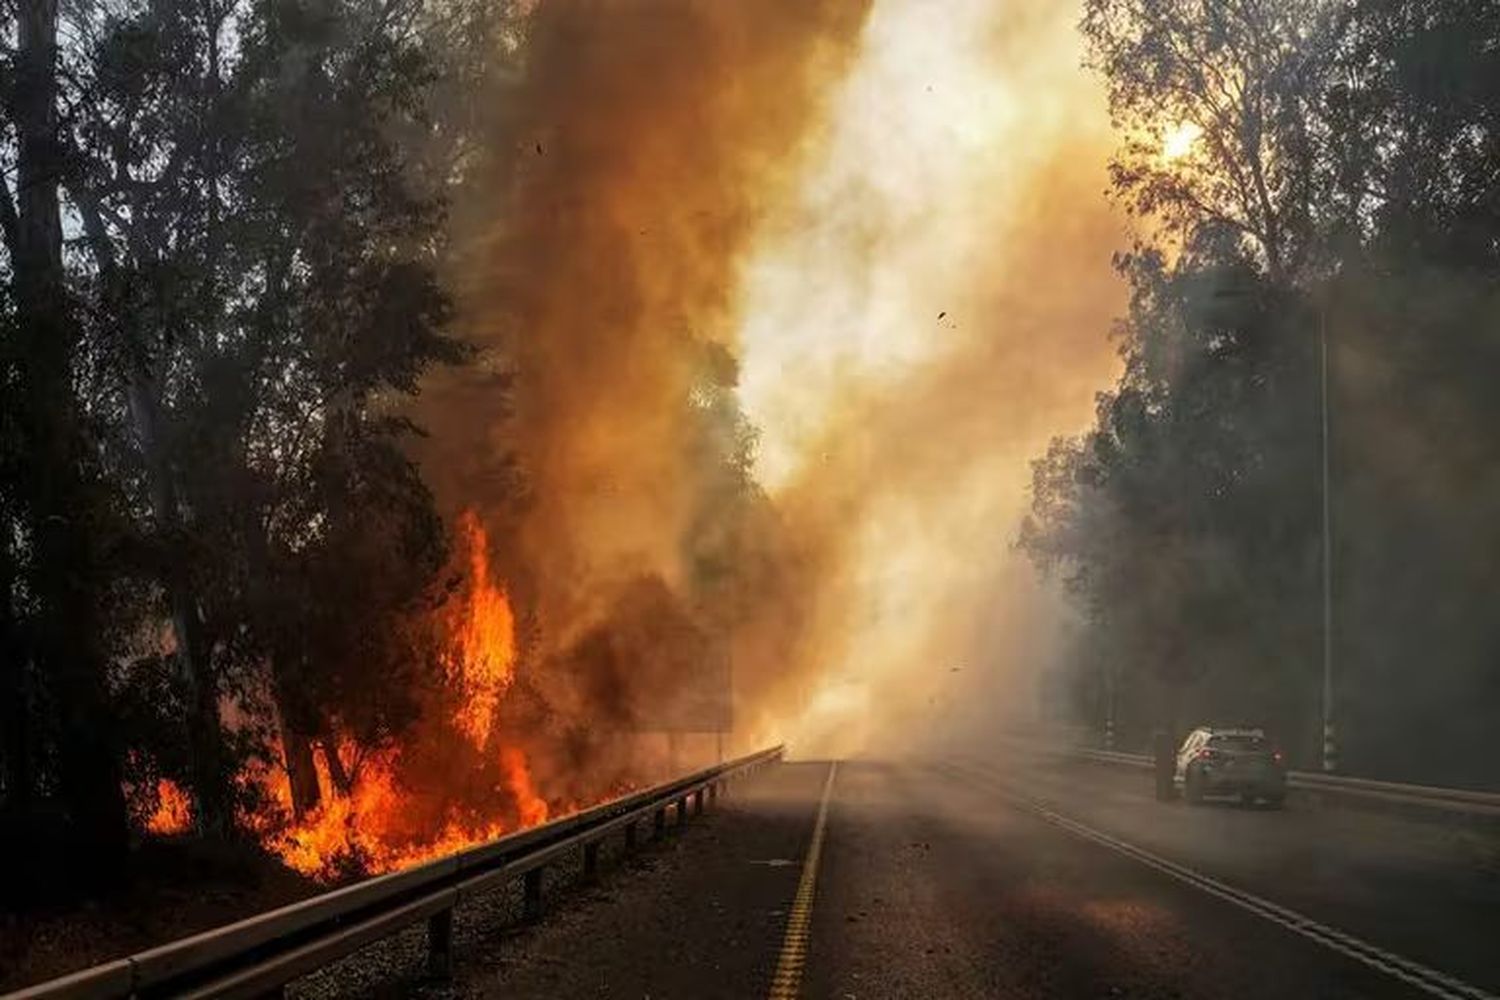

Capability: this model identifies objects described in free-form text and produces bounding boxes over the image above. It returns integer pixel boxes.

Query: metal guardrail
[7,745,785,1000]
[1070,748,1153,769]
[1065,745,1500,815]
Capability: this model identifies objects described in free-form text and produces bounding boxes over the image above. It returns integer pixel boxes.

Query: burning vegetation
[5,0,1116,903]
[123,510,552,881]
[0,0,1496,964]
[229,511,550,880]
[199,0,877,881]
[143,780,194,837]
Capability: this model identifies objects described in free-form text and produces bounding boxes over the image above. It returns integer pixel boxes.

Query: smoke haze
[733,0,1128,756]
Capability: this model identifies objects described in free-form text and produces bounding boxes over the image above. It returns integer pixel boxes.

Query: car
[1174,726,1287,807]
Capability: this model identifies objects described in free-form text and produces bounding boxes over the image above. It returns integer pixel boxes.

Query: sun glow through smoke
[1162,121,1203,161]
[734,0,1126,755]
[737,0,1021,492]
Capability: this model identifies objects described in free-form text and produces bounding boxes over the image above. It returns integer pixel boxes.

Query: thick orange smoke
[731,0,1128,753]
[411,0,1128,764]
[411,0,875,773]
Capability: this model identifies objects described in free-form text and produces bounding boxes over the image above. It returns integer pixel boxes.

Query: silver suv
[1174,727,1287,808]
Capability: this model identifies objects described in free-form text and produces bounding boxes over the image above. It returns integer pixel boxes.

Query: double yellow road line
[768,761,839,1000]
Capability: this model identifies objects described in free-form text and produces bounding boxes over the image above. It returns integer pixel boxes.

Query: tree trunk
[129,381,233,836]
[272,651,323,818]
[0,183,19,814]
[321,737,352,797]
[12,0,129,883]
[281,720,322,819]
[68,169,235,838]
[0,520,31,816]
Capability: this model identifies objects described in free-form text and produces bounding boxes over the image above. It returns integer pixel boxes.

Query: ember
[144,778,193,836]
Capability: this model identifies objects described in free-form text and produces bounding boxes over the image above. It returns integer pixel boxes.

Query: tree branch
[0,173,18,258]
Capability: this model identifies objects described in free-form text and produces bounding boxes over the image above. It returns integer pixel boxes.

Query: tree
[2,0,474,883]
[1082,0,1341,282]
[3,0,130,887]
[1023,246,1320,746]
[1032,0,1500,782]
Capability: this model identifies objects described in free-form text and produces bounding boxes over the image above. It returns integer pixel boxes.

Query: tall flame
[144,778,193,835]
[445,509,517,749]
[502,746,549,828]
[240,510,549,880]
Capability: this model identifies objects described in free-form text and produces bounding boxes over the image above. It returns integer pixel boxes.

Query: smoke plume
[732,0,1129,755]
[416,0,1131,767]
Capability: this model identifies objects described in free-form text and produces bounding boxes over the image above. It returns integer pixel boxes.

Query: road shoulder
[440,760,829,1000]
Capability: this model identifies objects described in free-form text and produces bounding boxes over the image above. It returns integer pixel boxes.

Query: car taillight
[1195,749,1217,762]
[1272,750,1284,765]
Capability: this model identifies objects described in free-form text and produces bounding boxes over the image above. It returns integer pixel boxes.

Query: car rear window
[1208,734,1267,751]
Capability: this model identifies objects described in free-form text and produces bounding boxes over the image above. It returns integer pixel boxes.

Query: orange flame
[243,510,552,881]
[145,778,193,835]
[256,747,512,877]
[444,509,517,749]
[503,746,549,827]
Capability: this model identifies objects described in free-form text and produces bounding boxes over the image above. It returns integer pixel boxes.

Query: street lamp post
[1319,305,1337,773]
[1104,655,1116,751]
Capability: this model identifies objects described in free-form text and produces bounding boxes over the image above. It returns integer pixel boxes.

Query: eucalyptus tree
[1,0,482,874]
[1028,0,1500,780]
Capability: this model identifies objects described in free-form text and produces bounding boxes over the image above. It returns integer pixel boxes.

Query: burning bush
[238,510,551,880]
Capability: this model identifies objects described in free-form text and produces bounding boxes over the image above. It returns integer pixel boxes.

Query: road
[425,756,1500,999]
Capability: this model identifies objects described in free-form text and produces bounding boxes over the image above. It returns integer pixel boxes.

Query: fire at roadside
[131,511,570,883]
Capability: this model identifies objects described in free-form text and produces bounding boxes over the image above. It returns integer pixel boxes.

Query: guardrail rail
[8,745,785,1000]
[1057,744,1500,816]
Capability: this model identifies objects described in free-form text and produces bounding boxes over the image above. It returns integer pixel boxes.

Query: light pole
[1319,304,1337,773]
[717,643,732,764]
[1104,653,1116,751]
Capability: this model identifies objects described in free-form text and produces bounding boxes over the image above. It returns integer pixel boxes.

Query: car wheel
[1185,771,1204,804]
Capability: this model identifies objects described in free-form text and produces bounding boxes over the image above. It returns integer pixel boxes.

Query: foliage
[0,0,485,894]
[1026,0,1500,783]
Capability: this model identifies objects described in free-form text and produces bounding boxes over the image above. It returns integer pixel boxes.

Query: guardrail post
[583,840,600,883]
[708,781,718,806]
[427,908,454,980]
[523,868,544,922]
[653,806,666,839]
[693,788,705,815]
[677,795,690,824]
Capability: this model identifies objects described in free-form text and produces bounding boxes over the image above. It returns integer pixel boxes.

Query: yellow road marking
[767,761,838,1000]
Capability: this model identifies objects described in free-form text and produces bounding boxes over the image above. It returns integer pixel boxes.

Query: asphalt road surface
[432,756,1500,1000]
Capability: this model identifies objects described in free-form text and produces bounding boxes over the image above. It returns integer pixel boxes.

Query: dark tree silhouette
[1026,0,1500,785]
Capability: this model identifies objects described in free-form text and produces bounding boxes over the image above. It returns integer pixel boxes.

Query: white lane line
[767,761,839,1000]
[942,763,1496,1000]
